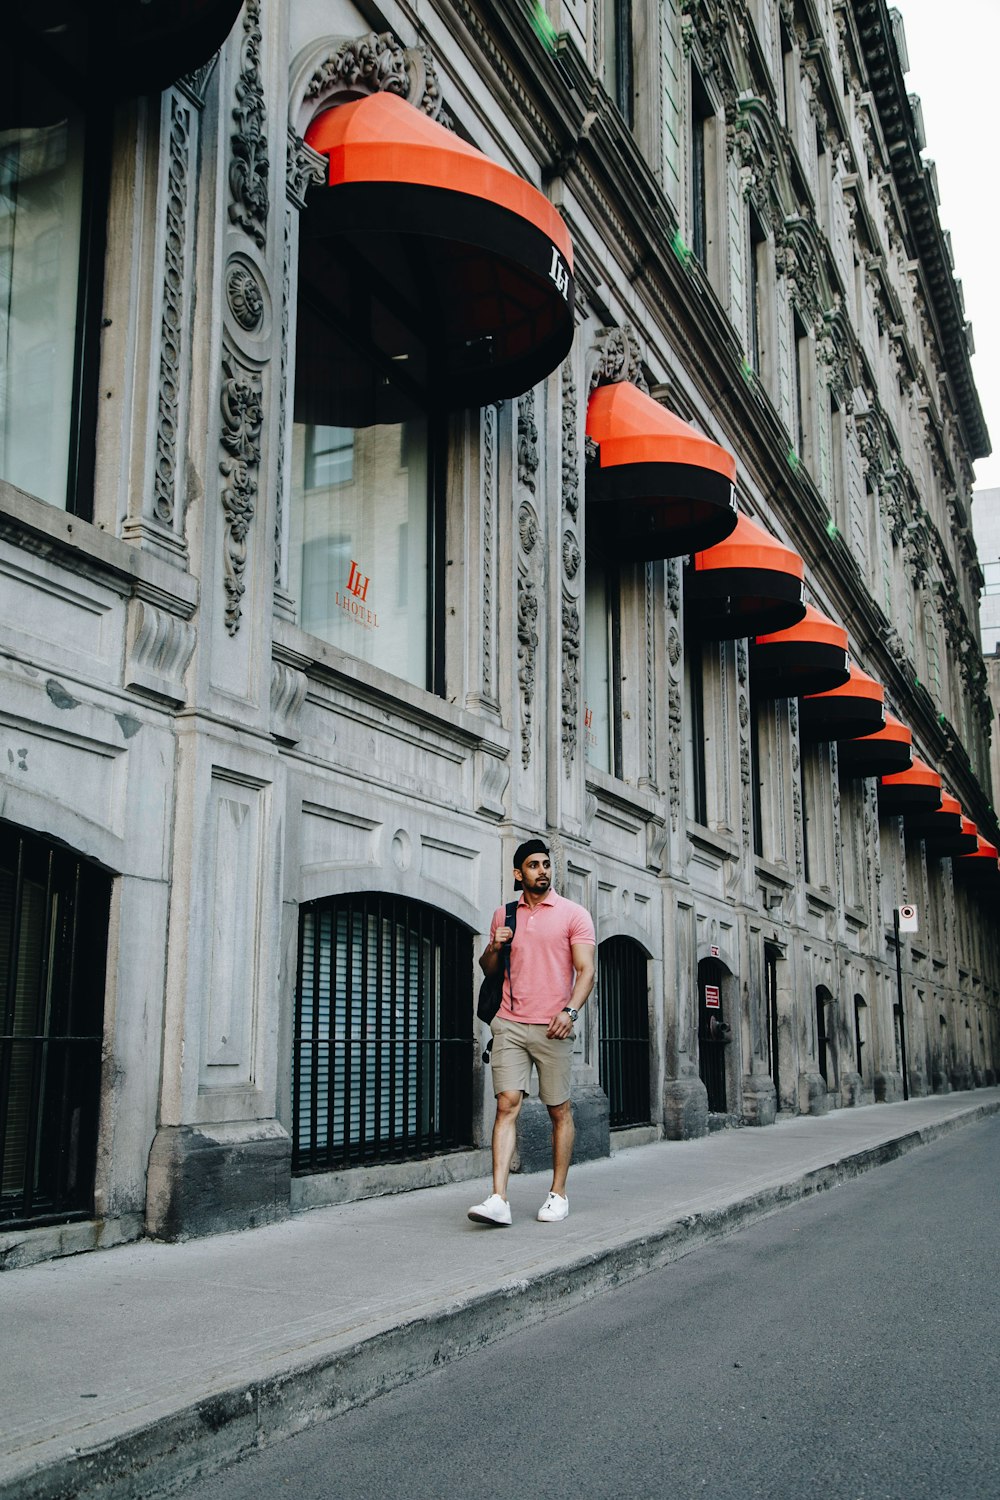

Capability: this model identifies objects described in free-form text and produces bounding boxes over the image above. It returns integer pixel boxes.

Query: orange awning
[878,757,942,815]
[300,93,574,418]
[956,834,1000,884]
[751,604,850,698]
[906,797,979,856]
[585,383,738,560]
[799,664,885,742]
[838,712,913,778]
[687,513,805,640]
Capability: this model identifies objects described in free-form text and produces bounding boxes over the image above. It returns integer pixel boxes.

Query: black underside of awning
[685,567,804,641]
[912,823,977,856]
[750,641,850,700]
[8,2,243,107]
[837,737,911,778]
[586,461,737,561]
[878,783,942,815]
[298,182,575,419]
[798,695,885,743]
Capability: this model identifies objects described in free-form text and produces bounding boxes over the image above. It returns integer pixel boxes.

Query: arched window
[293,893,473,1172]
[1,821,110,1227]
[597,936,650,1128]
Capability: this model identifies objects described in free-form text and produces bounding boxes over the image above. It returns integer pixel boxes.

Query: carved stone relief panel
[560,362,582,775]
[228,0,269,249]
[517,499,540,769]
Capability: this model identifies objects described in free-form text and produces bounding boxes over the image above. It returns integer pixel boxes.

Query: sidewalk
[2,1089,998,1500]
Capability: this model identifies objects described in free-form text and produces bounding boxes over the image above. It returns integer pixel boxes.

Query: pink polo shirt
[491,889,595,1025]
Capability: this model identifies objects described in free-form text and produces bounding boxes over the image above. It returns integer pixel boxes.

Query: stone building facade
[2,0,997,1265]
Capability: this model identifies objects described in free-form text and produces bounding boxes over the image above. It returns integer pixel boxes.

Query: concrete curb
[4,1100,998,1500]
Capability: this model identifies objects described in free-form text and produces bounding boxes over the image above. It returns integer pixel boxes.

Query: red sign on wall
[704,984,720,1009]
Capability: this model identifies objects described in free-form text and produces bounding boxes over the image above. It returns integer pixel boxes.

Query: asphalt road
[176,1116,1000,1500]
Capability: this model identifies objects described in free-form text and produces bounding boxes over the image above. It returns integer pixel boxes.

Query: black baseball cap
[512,838,549,870]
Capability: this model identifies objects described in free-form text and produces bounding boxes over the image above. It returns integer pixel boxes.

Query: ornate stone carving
[297,32,442,125]
[518,500,539,554]
[561,592,581,773]
[668,626,682,666]
[219,355,263,634]
[517,388,539,492]
[286,127,327,209]
[668,675,683,833]
[590,325,648,393]
[228,0,269,249]
[561,363,580,521]
[226,261,265,332]
[645,562,656,790]
[153,92,192,529]
[562,531,580,579]
[275,210,292,589]
[789,699,803,880]
[517,499,540,768]
[477,403,500,705]
[517,571,539,768]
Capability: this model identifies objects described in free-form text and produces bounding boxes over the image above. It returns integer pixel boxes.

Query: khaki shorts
[489,1017,575,1106]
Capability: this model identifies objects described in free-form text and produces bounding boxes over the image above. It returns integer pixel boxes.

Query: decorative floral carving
[226,262,264,331]
[561,363,580,520]
[219,355,263,634]
[518,501,539,554]
[482,404,497,702]
[286,127,327,209]
[228,0,269,249]
[590,325,648,393]
[668,626,682,667]
[518,388,539,492]
[300,32,442,122]
[517,570,539,768]
[562,532,580,579]
[561,592,581,772]
[153,93,191,529]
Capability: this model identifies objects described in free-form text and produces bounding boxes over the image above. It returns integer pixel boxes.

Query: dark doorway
[597,936,650,1128]
[765,943,781,1100]
[697,957,729,1112]
[1,822,111,1228]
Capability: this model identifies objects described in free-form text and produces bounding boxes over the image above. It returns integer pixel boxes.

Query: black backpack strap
[482,898,520,1065]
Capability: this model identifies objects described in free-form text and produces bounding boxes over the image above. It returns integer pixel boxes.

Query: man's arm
[479,923,513,975]
[546,942,596,1038]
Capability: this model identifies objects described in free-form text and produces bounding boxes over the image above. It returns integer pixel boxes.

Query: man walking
[468,838,595,1227]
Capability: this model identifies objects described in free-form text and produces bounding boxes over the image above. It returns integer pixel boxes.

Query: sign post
[893,905,916,1100]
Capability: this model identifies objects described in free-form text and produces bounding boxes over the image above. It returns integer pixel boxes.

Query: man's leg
[492,1089,523,1199]
[547,1098,574,1196]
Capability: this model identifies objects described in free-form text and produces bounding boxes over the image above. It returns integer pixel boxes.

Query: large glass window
[292,201,445,691]
[290,411,435,687]
[604,0,634,127]
[1,120,83,506]
[0,57,106,515]
[584,555,621,775]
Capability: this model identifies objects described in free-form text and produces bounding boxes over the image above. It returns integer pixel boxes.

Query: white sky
[893,0,1000,493]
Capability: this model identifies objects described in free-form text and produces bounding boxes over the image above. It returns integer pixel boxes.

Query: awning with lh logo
[300,92,575,422]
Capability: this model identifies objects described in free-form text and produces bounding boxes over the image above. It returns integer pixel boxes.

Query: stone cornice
[851,0,989,460]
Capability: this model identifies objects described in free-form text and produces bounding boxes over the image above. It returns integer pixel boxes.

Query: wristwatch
[563,1006,579,1022]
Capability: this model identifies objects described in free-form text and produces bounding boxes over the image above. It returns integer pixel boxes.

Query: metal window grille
[1,823,110,1228]
[597,936,650,1129]
[293,892,473,1173]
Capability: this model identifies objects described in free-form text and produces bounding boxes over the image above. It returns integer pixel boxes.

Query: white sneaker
[537,1191,569,1222]
[468,1192,512,1226]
